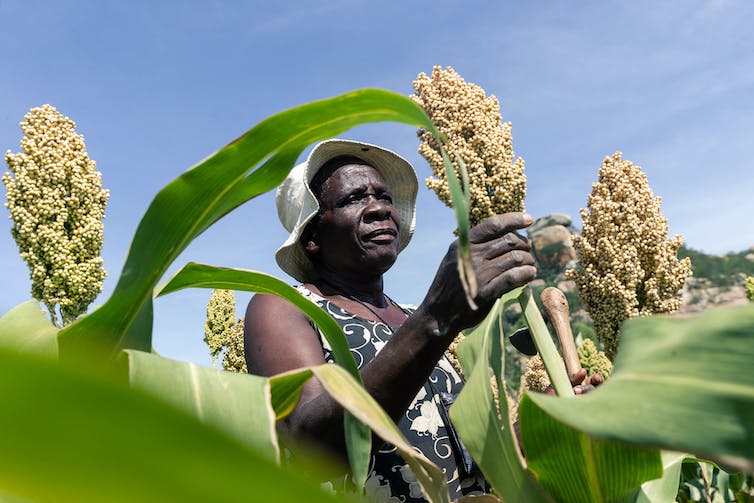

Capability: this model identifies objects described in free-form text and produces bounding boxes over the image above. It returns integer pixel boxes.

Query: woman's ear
[305,238,319,255]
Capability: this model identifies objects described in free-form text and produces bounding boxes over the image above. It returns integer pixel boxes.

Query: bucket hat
[275,139,418,283]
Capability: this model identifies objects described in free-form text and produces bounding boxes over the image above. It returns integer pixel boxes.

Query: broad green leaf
[154,262,371,488]
[119,350,278,462]
[308,363,451,503]
[0,300,58,359]
[0,347,347,503]
[520,393,662,503]
[58,89,439,359]
[633,451,690,503]
[452,292,551,503]
[525,303,754,473]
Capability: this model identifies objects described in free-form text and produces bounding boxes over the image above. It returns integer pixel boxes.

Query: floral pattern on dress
[296,286,489,502]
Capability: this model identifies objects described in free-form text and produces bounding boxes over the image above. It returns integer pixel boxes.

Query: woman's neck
[312,272,386,307]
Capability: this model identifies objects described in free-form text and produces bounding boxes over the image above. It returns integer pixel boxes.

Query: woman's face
[307,163,401,277]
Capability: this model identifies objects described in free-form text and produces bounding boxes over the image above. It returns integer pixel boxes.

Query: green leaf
[518,286,573,397]
[452,290,551,503]
[308,364,451,503]
[119,350,278,462]
[0,300,58,359]
[153,262,371,488]
[520,393,662,503]
[0,347,347,503]
[524,303,754,473]
[633,452,690,503]
[440,148,476,308]
[58,89,438,359]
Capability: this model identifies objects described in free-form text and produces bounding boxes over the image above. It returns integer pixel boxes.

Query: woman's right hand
[418,212,537,338]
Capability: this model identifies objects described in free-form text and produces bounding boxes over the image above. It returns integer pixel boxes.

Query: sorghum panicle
[412,66,526,227]
[204,289,236,367]
[566,152,692,359]
[3,104,109,326]
[576,339,612,379]
[222,318,247,373]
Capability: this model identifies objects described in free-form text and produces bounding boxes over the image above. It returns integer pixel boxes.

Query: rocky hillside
[526,214,753,316]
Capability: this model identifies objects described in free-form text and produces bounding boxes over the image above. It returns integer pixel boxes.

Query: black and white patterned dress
[297,286,489,502]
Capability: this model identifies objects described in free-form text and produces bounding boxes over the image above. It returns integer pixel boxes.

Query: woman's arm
[245,212,537,460]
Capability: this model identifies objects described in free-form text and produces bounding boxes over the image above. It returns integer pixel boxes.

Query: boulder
[529,224,577,270]
[528,213,573,234]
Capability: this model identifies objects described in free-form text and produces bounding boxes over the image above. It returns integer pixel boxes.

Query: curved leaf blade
[519,393,662,503]
[525,303,754,472]
[152,262,371,487]
[58,89,438,359]
[310,364,451,503]
[0,300,58,359]
[452,293,551,503]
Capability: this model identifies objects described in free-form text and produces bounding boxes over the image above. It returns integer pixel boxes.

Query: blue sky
[2,0,753,366]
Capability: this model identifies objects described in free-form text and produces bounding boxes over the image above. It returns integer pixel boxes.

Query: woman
[245,139,596,501]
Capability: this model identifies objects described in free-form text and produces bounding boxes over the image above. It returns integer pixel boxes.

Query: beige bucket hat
[275,139,418,283]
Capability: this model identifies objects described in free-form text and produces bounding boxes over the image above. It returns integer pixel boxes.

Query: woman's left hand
[546,368,604,396]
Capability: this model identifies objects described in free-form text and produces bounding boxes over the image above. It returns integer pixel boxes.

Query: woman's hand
[546,368,604,396]
[417,212,538,338]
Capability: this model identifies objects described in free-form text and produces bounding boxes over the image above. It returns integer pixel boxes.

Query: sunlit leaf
[525,303,754,472]
[0,300,58,358]
[58,89,439,359]
[0,347,347,503]
[153,262,371,487]
[634,452,691,503]
[452,292,550,503]
[119,350,278,462]
[309,364,451,503]
[520,394,662,503]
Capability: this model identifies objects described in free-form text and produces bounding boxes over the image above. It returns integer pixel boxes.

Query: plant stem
[518,286,574,397]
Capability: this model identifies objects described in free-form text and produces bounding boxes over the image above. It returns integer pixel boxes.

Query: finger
[480,231,531,260]
[574,384,595,395]
[588,373,604,387]
[482,264,537,297]
[477,250,536,283]
[469,213,533,244]
[569,368,587,386]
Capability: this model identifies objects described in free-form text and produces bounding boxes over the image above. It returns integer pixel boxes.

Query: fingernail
[574,386,583,394]
[522,213,533,225]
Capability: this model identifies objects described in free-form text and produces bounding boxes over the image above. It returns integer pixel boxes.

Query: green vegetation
[2,89,753,502]
[680,246,754,286]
